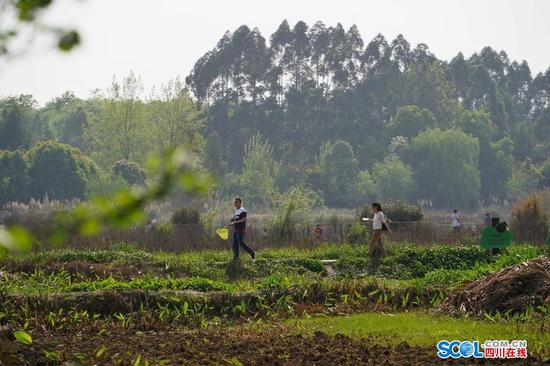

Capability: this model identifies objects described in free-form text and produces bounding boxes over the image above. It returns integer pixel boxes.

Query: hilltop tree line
[1,20,549,209]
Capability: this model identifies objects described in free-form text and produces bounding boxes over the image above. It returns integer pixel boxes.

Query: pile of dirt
[441,258,550,317]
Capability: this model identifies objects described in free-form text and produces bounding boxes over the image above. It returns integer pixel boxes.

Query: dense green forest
[1,21,549,209]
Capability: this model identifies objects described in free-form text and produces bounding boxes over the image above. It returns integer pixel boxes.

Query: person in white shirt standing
[451,209,461,232]
[365,202,390,258]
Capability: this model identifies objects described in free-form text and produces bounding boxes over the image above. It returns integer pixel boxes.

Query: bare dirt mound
[441,258,550,317]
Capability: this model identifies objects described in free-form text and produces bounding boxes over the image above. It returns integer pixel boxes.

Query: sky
[1,0,549,105]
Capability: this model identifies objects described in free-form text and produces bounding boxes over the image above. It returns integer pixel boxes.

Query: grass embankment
[292,311,550,358]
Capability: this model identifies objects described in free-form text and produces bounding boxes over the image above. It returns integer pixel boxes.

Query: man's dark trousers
[232,232,254,259]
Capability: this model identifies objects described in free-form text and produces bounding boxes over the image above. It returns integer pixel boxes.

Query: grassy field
[1,242,549,365]
[293,311,550,353]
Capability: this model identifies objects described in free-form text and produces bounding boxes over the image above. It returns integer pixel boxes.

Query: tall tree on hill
[505,61,532,121]
[448,52,471,104]
[309,21,331,92]
[530,68,550,121]
[405,60,459,125]
[390,34,412,72]
[276,21,312,92]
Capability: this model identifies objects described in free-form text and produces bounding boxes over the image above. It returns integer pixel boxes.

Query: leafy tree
[373,156,415,201]
[539,159,550,189]
[321,140,359,206]
[355,170,376,203]
[60,106,89,152]
[111,160,147,186]
[385,136,410,161]
[0,104,27,150]
[455,109,512,201]
[411,129,480,208]
[149,78,203,153]
[0,95,52,150]
[91,72,146,165]
[534,107,550,138]
[404,61,459,124]
[274,20,312,91]
[506,158,542,201]
[268,185,323,238]
[448,52,471,102]
[0,150,28,205]
[389,105,436,139]
[234,133,277,206]
[204,131,227,176]
[25,141,96,200]
[309,21,331,91]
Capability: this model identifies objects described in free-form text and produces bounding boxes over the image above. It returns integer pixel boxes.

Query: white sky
[1,0,549,105]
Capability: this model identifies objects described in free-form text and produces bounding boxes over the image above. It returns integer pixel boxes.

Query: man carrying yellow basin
[223,197,256,262]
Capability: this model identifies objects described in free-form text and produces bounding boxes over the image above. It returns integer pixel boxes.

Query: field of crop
[1,242,549,365]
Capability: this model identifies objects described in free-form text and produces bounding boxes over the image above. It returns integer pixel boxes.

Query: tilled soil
[0,325,545,366]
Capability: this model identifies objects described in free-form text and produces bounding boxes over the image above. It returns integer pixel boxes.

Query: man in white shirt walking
[228,197,256,261]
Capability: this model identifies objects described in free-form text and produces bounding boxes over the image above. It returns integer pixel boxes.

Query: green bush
[334,256,370,275]
[57,248,152,263]
[0,150,28,205]
[357,200,423,222]
[172,207,201,226]
[420,268,488,288]
[346,222,370,244]
[110,242,140,253]
[26,140,96,200]
[380,245,492,278]
[286,258,325,273]
[110,159,147,186]
[510,193,549,244]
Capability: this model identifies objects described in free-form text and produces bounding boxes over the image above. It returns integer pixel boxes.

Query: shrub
[346,222,370,245]
[171,207,201,226]
[0,150,28,205]
[286,258,325,273]
[268,186,322,239]
[26,141,96,201]
[380,245,492,279]
[510,193,549,244]
[110,159,147,186]
[1,198,73,237]
[357,200,423,222]
[334,256,370,275]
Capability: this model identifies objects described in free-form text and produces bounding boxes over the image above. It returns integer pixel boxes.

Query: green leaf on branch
[58,30,80,51]
[0,226,32,257]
